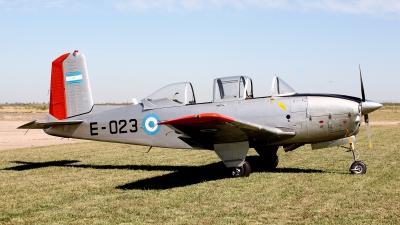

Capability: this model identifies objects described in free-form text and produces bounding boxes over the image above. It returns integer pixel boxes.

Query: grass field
[369,105,400,122]
[0,104,49,113]
[0,124,399,224]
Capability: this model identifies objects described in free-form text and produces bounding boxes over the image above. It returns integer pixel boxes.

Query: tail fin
[49,50,93,120]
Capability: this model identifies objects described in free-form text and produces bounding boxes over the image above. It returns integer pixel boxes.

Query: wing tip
[17,120,37,129]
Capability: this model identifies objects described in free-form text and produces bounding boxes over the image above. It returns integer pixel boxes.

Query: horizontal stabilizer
[17,120,83,129]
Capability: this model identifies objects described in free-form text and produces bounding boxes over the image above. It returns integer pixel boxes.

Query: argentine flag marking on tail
[66,71,83,85]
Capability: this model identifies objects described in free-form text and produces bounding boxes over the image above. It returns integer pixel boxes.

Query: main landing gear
[229,145,278,177]
[231,161,251,177]
[255,146,279,171]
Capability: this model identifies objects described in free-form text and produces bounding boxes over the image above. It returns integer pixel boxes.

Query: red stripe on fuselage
[158,113,235,126]
[49,53,70,120]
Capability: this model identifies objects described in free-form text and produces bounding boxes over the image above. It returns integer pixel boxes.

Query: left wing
[159,113,295,149]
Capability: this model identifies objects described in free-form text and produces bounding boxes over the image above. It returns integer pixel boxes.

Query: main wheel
[231,161,251,177]
[255,146,279,171]
[265,154,279,171]
[350,161,367,174]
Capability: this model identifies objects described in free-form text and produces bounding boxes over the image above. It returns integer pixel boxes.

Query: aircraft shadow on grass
[3,156,325,190]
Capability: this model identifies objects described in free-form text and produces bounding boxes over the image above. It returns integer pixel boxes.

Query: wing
[17,120,83,129]
[159,113,295,149]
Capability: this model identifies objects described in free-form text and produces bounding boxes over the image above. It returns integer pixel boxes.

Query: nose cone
[361,101,382,115]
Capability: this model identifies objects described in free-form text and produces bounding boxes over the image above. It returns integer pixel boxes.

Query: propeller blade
[359,64,366,102]
[365,122,372,149]
[364,114,372,148]
[359,65,376,149]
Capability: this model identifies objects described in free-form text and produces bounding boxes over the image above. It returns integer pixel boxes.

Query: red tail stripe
[49,53,70,120]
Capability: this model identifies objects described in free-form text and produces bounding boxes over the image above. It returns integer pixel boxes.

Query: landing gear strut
[231,161,251,177]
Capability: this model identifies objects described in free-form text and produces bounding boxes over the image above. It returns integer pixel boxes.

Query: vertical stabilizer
[49,50,93,120]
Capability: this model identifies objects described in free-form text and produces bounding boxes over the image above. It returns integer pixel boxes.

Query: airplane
[18,50,382,177]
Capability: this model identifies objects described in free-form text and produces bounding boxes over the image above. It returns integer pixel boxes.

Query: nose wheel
[350,161,367,174]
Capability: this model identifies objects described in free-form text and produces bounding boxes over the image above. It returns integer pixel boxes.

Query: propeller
[359,65,382,149]
[359,65,371,148]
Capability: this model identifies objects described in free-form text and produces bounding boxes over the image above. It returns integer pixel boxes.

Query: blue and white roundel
[142,114,161,135]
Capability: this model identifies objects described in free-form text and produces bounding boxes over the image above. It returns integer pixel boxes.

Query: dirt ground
[0,112,398,151]
[0,113,86,151]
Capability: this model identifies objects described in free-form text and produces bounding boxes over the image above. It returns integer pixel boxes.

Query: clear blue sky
[1,0,399,103]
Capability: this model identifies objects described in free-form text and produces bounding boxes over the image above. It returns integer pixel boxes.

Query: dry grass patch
[370,103,400,122]
[369,110,400,122]
[0,104,49,113]
[0,115,38,121]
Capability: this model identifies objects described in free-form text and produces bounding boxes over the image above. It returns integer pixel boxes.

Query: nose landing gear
[342,139,367,174]
[348,143,367,174]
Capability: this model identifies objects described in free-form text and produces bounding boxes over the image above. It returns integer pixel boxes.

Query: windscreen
[146,82,186,104]
[272,77,296,96]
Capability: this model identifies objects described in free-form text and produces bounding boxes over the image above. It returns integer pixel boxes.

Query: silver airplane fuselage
[44,94,362,150]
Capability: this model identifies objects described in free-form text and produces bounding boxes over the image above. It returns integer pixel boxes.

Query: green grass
[1,125,399,224]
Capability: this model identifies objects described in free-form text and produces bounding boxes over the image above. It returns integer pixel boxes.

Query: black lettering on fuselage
[129,119,137,132]
[109,120,118,134]
[90,122,98,136]
[90,119,138,135]
[119,120,128,133]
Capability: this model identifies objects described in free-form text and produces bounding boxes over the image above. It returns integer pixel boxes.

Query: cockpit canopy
[270,76,297,96]
[140,75,296,110]
[213,76,253,102]
[141,82,195,110]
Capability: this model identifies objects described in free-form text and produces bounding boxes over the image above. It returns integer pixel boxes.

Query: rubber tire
[242,161,251,177]
[255,146,279,171]
[265,155,279,171]
[350,161,367,174]
[231,161,251,177]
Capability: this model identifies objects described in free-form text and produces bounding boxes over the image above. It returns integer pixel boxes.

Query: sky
[1,0,399,104]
